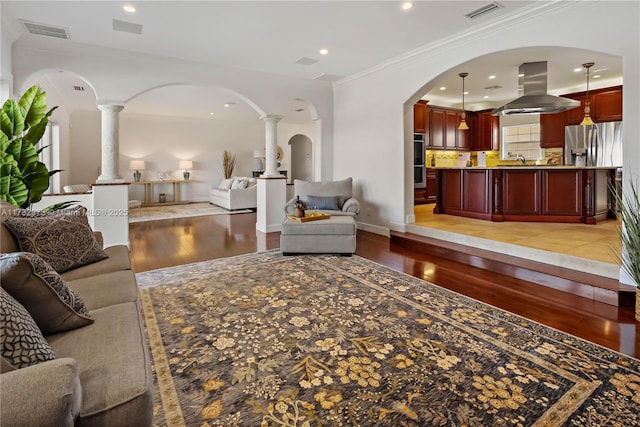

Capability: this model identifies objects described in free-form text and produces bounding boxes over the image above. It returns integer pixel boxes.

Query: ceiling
[2,1,623,118]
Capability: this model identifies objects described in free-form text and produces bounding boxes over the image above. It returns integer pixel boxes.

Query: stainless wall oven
[414,134,426,188]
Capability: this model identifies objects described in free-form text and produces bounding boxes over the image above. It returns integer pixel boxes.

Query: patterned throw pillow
[3,213,108,273]
[217,178,235,191]
[0,288,56,369]
[0,252,94,334]
[305,195,340,211]
[231,178,248,189]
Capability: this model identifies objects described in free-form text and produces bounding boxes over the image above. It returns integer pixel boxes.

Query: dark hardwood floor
[129,212,639,358]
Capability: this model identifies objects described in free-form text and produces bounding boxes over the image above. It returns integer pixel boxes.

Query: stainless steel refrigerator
[564,122,623,167]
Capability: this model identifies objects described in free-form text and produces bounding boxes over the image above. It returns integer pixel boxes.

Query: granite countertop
[430,165,620,170]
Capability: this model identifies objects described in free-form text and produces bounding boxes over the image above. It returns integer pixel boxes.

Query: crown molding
[335,1,576,87]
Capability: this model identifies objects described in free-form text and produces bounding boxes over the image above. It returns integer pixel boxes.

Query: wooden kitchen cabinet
[413,100,428,133]
[539,85,623,148]
[593,86,622,122]
[428,106,466,150]
[502,169,540,217]
[471,110,499,151]
[541,169,583,217]
[425,168,438,203]
[540,112,566,148]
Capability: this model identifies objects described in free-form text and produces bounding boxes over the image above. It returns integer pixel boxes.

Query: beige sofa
[209,176,257,210]
[0,203,153,427]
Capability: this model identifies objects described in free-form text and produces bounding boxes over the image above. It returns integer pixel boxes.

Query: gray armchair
[285,177,361,216]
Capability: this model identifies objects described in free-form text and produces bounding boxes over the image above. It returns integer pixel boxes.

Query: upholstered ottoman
[280,215,356,255]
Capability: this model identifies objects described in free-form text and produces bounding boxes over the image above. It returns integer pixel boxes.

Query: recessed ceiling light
[593,75,601,79]
[439,86,446,91]
[518,73,524,77]
[483,95,489,99]
[401,2,413,11]
[209,112,215,115]
[488,75,496,79]
[224,104,229,108]
[319,48,328,55]
[123,5,136,13]
[574,68,582,72]
[463,91,469,95]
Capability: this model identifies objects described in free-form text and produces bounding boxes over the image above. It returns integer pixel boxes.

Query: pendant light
[580,62,595,126]
[458,72,469,130]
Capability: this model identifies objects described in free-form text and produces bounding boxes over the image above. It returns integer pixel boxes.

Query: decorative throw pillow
[305,195,340,211]
[0,287,56,369]
[231,178,248,189]
[0,252,94,334]
[217,178,234,191]
[3,213,108,273]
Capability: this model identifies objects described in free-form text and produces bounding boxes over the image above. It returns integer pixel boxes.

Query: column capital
[97,103,125,113]
[260,114,283,123]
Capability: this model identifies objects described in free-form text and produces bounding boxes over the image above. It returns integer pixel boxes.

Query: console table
[130,180,191,206]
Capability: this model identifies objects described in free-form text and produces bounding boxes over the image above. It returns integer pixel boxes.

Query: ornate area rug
[129,202,252,223]
[137,251,640,427]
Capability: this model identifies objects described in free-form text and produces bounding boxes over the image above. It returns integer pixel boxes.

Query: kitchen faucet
[515,154,526,165]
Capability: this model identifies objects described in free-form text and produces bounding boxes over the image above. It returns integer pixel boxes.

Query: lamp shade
[130,160,145,170]
[253,149,265,159]
[179,160,193,170]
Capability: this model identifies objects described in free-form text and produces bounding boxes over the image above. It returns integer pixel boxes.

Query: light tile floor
[413,204,621,264]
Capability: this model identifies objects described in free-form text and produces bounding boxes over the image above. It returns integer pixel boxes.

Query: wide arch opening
[404,45,623,267]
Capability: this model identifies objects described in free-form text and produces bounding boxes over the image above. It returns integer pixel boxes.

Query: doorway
[289,134,313,182]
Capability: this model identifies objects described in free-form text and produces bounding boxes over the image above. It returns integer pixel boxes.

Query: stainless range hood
[491,61,580,116]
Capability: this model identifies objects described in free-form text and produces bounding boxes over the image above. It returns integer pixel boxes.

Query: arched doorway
[288,134,313,182]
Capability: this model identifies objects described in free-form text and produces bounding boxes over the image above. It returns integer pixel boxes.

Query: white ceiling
[3,1,623,118]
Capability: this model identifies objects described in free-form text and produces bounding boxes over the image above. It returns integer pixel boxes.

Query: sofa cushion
[66,270,138,310]
[1,252,94,334]
[0,287,56,368]
[231,177,248,189]
[294,177,353,209]
[0,358,82,427]
[60,245,131,282]
[47,302,153,427]
[305,195,340,211]
[3,214,108,273]
[217,178,234,190]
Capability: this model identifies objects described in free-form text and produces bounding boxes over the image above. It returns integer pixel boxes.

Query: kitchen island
[433,166,618,224]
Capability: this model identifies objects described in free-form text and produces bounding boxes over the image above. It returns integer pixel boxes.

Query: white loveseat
[209,176,257,210]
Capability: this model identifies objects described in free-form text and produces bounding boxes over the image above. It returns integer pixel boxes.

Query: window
[501,124,544,161]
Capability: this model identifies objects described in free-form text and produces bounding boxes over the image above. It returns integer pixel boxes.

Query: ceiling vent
[73,86,85,92]
[112,19,143,35]
[484,85,502,90]
[20,19,70,40]
[295,57,318,66]
[465,2,503,19]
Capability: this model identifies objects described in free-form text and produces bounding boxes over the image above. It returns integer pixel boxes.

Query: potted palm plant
[0,85,60,208]
[612,180,640,321]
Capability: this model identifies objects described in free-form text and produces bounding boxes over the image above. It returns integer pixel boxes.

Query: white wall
[68,110,314,202]
[334,1,640,235]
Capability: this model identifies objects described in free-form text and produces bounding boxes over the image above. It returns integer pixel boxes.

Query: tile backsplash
[426,148,563,167]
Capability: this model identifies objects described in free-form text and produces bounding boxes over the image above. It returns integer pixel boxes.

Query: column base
[96,176,125,183]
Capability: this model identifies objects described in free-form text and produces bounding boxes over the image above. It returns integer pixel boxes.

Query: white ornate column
[256,114,286,233]
[96,103,125,183]
[262,114,283,177]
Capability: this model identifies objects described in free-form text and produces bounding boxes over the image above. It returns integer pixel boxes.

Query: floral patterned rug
[136,251,640,427]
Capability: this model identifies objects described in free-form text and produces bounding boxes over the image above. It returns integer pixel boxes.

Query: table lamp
[253,149,265,171]
[179,160,193,180]
[130,160,145,182]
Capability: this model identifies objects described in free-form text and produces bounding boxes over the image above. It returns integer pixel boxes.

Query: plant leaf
[23,161,50,205]
[19,85,47,130]
[23,106,57,146]
[1,100,25,137]
[42,200,79,212]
